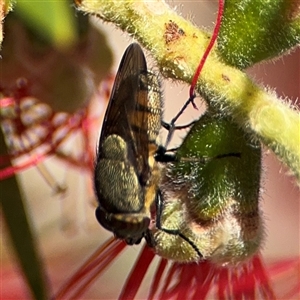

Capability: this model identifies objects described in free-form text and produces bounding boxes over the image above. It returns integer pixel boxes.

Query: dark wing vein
[98,43,150,183]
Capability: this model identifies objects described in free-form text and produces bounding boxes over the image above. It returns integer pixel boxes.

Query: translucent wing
[97,43,150,184]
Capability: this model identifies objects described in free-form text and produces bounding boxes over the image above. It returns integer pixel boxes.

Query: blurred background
[1,0,299,299]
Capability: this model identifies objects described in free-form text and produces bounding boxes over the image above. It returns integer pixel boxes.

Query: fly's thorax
[95,134,143,213]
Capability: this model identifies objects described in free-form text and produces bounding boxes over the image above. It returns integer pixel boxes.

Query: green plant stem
[77,0,300,180]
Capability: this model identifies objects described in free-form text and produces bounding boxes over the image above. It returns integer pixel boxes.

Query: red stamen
[194,261,215,298]
[217,267,229,300]
[148,258,168,300]
[268,257,299,274]
[70,240,127,298]
[0,77,107,181]
[243,263,256,299]
[120,245,156,299]
[54,238,126,299]
[283,284,300,299]
[0,153,48,180]
[252,255,277,299]
[267,257,299,299]
[231,269,240,300]
[160,261,178,297]
[189,0,224,100]
[178,265,195,299]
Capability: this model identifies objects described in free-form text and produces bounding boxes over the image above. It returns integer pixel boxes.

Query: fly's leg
[154,190,203,259]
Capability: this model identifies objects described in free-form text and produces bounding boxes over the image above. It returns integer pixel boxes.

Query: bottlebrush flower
[53,237,299,299]
[0,78,99,182]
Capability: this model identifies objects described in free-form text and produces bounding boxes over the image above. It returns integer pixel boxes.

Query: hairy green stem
[77,0,300,180]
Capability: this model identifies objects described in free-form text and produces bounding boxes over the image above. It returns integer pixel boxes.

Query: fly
[94,43,162,245]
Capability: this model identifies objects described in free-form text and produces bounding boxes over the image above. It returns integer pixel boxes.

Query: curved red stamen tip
[189,0,224,100]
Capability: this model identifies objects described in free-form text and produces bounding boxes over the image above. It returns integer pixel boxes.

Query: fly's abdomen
[127,72,162,149]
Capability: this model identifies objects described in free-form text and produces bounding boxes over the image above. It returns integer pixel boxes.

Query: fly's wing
[97,43,150,184]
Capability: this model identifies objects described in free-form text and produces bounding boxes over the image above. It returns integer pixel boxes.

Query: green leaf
[218,0,300,69]
[0,129,48,300]
[14,0,78,49]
